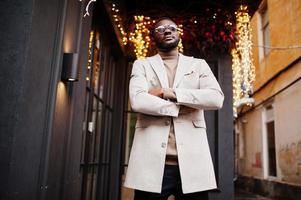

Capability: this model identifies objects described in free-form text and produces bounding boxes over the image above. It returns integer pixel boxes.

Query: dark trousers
[134,165,208,200]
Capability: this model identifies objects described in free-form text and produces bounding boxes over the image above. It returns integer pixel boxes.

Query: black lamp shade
[61,53,79,82]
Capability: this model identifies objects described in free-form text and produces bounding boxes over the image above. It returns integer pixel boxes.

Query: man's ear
[149,31,156,45]
[150,33,155,41]
[149,29,155,39]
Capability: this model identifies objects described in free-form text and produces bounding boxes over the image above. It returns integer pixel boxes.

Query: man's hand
[148,88,164,98]
[179,105,197,114]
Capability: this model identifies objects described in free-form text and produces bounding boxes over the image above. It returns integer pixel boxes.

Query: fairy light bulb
[232,5,255,116]
[129,15,153,59]
[111,3,128,45]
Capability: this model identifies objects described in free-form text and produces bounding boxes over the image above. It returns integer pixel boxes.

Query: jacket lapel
[146,54,169,88]
[173,53,194,88]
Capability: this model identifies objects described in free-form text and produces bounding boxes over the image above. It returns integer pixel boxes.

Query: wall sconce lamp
[61,53,79,82]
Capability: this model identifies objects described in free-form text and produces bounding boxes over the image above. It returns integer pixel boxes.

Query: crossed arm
[148,88,196,114]
[129,59,224,117]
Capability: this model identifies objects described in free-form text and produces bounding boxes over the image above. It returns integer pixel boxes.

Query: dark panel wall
[204,55,234,200]
[108,58,128,200]
[208,55,234,200]
[93,2,128,200]
[217,55,234,200]
[205,60,219,190]
[0,0,66,199]
[0,0,35,198]
[0,0,126,199]
[60,5,93,200]
[44,0,89,199]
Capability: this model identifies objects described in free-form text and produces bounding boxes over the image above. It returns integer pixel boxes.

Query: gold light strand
[232,48,243,114]
[237,5,255,93]
[129,15,153,59]
[107,3,185,58]
[129,18,184,58]
[86,31,94,82]
[111,3,128,45]
[177,24,184,53]
[232,5,255,116]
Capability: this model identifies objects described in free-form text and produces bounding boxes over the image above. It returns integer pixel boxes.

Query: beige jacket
[124,53,224,194]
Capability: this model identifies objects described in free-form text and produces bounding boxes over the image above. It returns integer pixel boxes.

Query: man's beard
[156,38,180,51]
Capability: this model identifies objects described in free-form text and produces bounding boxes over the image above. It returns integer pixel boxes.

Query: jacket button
[165,121,170,126]
[161,143,166,148]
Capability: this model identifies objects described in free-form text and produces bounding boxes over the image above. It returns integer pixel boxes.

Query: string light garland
[232,48,243,115]
[81,1,258,117]
[128,15,153,59]
[82,1,234,58]
[80,1,241,57]
[111,3,128,45]
[86,31,94,82]
[79,0,96,17]
[127,16,185,58]
[232,5,255,117]
[177,24,184,53]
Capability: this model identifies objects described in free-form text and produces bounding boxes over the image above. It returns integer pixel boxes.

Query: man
[124,17,224,200]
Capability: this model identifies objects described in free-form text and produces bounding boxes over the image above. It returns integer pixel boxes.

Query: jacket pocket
[192,120,206,129]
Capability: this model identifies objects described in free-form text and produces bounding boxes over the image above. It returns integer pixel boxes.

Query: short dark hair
[154,17,175,27]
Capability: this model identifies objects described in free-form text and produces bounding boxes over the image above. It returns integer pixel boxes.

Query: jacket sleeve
[174,59,224,110]
[129,59,180,117]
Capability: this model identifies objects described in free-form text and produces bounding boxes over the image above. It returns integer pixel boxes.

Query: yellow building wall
[275,80,301,185]
[238,109,264,179]
[252,0,301,91]
[238,78,301,185]
[238,0,301,186]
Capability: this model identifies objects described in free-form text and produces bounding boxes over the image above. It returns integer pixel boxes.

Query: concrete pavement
[235,189,272,200]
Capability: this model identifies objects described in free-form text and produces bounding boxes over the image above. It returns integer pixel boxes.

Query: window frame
[262,102,278,179]
[258,0,270,60]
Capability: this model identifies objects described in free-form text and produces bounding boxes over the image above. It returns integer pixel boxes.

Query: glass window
[81,26,118,200]
[98,47,108,99]
[86,31,94,88]
[267,120,276,176]
[80,91,90,164]
[88,97,98,162]
[260,3,270,56]
[91,167,98,200]
[123,101,137,173]
[109,59,116,107]
[92,33,101,94]
[94,102,103,163]
[264,104,277,177]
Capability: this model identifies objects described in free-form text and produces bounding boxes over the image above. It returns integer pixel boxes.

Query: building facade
[0,0,235,200]
[235,0,301,199]
[0,0,128,199]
